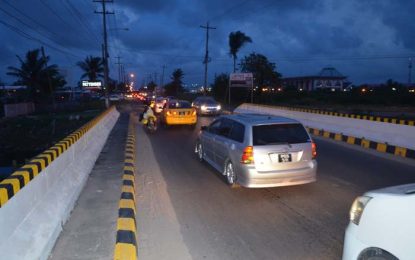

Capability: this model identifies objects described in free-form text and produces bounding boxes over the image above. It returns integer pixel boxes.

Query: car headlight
[216,105,221,110]
[201,105,207,110]
[350,196,372,225]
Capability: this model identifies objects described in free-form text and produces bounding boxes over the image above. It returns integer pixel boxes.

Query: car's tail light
[166,110,171,116]
[311,142,317,159]
[241,146,254,164]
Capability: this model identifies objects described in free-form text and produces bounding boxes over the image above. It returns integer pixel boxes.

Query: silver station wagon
[195,114,317,188]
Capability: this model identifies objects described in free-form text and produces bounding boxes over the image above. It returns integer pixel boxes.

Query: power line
[3,0,61,39]
[61,0,100,42]
[209,0,254,21]
[0,6,59,45]
[0,19,83,59]
[38,0,95,45]
[64,0,101,42]
[38,0,75,31]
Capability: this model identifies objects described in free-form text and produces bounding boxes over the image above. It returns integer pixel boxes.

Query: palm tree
[7,49,64,100]
[77,56,104,82]
[164,68,184,96]
[171,68,184,84]
[229,31,252,72]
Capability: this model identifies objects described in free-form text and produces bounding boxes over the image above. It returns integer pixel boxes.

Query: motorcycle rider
[141,101,156,126]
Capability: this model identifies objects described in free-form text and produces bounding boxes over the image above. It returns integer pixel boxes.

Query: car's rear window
[169,101,191,108]
[253,123,310,145]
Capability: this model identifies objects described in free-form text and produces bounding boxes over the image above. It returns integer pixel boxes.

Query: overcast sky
[1,0,414,87]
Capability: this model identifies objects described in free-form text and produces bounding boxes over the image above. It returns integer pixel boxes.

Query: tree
[211,73,229,101]
[7,48,66,101]
[239,52,281,88]
[229,31,252,72]
[164,68,184,96]
[147,81,157,92]
[77,56,104,82]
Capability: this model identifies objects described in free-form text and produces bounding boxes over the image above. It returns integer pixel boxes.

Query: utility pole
[200,21,216,95]
[409,58,413,85]
[94,0,114,107]
[115,56,122,87]
[160,65,166,88]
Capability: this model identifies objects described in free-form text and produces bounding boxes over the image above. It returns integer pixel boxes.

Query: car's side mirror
[201,126,207,131]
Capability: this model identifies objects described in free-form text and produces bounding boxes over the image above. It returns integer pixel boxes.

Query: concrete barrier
[234,103,415,155]
[0,106,120,260]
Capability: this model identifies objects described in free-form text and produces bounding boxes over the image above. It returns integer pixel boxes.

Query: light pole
[129,73,135,92]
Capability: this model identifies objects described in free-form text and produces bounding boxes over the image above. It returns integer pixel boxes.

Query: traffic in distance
[135,93,414,260]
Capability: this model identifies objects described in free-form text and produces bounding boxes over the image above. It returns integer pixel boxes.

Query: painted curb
[307,127,415,159]
[242,103,415,126]
[114,113,137,260]
[0,106,116,207]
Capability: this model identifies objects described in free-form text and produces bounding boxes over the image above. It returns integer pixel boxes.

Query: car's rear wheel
[196,142,204,162]
[225,161,239,188]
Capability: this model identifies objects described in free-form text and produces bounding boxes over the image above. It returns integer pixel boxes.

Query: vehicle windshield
[169,101,191,108]
[253,124,310,145]
[197,97,215,102]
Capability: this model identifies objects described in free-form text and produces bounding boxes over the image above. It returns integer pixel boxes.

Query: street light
[130,73,135,78]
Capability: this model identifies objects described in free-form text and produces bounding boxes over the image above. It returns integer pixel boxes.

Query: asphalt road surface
[134,113,415,260]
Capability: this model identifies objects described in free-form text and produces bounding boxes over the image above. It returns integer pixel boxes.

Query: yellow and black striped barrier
[307,127,415,159]
[252,104,415,126]
[0,106,116,207]
[114,113,137,260]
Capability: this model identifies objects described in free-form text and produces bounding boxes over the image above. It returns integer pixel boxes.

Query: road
[134,112,415,260]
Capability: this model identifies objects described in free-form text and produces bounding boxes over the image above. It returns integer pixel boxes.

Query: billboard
[81,80,102,88]
[229,73,253,88]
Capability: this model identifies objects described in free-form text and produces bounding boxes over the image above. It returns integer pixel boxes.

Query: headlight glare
[350,196,372,225]
[217,105,221,110]
[201,105,207,110]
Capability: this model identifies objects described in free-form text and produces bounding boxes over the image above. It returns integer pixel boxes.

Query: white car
[343,183,415,260]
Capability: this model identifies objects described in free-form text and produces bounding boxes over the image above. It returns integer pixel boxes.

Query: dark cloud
[0,0,414,86]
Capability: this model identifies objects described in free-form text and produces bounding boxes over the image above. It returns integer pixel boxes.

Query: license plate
[278,153,292,163]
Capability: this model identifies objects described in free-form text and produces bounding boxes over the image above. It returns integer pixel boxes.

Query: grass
[0,109,102,168]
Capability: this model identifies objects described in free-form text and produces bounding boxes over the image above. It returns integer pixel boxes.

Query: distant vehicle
[195,114,317,188]
[342,183,415,260]
[192,96,221,115]
[125,92,133,100]
[154,97,167,113]
[161,100,197,128]
[109,94,123,101]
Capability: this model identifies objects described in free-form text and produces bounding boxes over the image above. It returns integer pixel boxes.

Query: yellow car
[161,100,197,127]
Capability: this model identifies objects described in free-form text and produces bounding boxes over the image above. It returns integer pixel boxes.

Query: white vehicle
[343,183,415,260]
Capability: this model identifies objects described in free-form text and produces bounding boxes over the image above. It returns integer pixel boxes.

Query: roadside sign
[82,80,102,88]
[229,73,253,88]
[228,73,254,104]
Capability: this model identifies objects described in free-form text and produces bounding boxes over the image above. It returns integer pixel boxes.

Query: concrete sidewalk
[48,114,128,260]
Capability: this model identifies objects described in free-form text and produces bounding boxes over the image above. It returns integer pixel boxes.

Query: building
[282,67,348,91]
